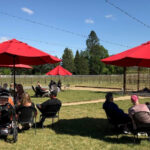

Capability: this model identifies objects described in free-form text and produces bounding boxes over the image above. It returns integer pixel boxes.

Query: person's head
[131,95,139,105]
[16,84,24,94]
[50,90,57,98]
[3,83,8,89]
[21,92,31,106]
[105,92,113,102]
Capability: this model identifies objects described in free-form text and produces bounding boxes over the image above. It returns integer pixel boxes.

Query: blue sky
[0,0,150,58]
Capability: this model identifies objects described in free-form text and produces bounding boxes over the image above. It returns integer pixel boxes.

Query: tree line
[0,30,123,75]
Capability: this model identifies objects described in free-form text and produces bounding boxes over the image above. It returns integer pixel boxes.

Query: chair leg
[52,118,54,127]
[133,134,136,143]
[58,112,59,121]
[34,116,36,135]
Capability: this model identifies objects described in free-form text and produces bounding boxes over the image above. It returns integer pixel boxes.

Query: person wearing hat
[128,95,150,117]
[36,90,62,127]
[103,92,131,125]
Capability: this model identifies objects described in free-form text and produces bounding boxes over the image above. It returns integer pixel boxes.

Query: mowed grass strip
[27,89,122,104]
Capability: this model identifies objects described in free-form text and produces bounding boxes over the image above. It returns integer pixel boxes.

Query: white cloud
[85,18,94,24]
[105,14,113,19]
[0,37,10,43]
[21,7,34,15]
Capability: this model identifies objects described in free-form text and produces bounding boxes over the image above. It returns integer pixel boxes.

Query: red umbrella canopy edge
[101,41,150,67]
[0,64,32,69]
[0,39,61,65]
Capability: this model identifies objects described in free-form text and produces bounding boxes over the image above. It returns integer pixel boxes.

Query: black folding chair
[17,106,37,134]
[40,104,61,128]
[132,111,150,142]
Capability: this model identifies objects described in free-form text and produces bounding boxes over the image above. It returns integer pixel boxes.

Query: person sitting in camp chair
[0,83,11,97]
[36,90,61,127]
[35,81,50,97]
[129,95,150,126]
[16,92,37,130]
[103,92,132,132]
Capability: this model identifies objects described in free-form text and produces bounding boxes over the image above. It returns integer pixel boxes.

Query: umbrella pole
[123,67,126,94]
[13,56,16,104]
[137,67,140,91]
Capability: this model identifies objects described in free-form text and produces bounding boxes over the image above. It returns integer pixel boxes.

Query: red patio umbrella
[101,41,150,67]
[0,39,61,103]
[0,64,32,69]
[0,39,61,65]
[46,65,72,76]
[101,41,150,93]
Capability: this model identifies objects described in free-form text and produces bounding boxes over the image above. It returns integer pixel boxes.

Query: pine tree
[74,50,80,74]
[79,51,89,75]
[86,30,109,74]
[62,48,74,73]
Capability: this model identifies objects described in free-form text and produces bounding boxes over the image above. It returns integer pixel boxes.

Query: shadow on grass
[48,117,138,144]
[94,91,125,96]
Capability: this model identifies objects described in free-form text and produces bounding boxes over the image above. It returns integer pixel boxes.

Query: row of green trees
[62,30,123,75]
[0,30,123,75]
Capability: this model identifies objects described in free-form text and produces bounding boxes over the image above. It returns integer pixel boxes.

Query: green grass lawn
[0,90,150,149]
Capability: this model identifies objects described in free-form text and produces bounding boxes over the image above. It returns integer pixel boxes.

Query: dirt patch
[69,86,121,92]
[62,87,150,106]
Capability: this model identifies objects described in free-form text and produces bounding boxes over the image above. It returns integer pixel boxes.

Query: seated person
[0,96,14,125]
[36,90,61,127]
[15,84,25,105]
[9,83,15,97]
[49,80,57,91]
[57,80,62,91]
[16,92,37,130]
[36,81,49,94]
[103,92,131,125]
[49,80,53,90]
[0,83,11,96]
[128,95,150,124]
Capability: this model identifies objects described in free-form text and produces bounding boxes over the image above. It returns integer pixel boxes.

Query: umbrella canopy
[101,41,150,67]
[46,65,72,76]
[0,39,61,104]
[0,64,32,69]
[101,41,150,93]
[0,39,61,65]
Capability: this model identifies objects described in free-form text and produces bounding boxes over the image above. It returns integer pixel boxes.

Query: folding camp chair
[17,106,37,134]
[131,111,150,142]
[39,104,61,128]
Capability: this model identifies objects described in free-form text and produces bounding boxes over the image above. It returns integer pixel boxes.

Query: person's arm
[41,99,50,109]
[112,103,125,115]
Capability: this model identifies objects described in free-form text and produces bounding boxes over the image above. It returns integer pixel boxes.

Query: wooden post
[137,67,140,91]
[123,67,126,94]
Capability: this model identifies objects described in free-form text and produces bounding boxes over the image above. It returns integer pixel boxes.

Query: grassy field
[27,89,122,104]
[0,90,150,149]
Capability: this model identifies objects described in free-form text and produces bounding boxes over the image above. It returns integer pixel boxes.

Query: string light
[105,0,150,29]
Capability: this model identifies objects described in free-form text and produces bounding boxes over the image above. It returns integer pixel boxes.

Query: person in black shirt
[36,90,61,127]
[103,92,131,125]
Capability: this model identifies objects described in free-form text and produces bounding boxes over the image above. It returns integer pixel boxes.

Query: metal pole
[137,67,140,91]
[123,67,126,94]
[13,56,16,105]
